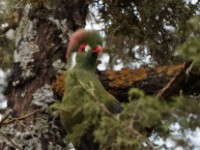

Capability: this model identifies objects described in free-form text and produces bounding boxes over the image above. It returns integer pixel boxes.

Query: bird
[60,29,121,150]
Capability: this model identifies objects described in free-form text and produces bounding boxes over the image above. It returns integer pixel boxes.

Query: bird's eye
[78,43,87,52]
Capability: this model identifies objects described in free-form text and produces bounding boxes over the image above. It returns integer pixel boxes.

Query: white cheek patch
[69,52,77,70]
[85,45,91,52]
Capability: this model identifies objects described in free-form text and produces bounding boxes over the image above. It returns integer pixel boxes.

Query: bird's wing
[103,93,122,113]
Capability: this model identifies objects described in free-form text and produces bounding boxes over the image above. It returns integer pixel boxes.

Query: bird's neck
[71,63,96,72]
[68,52,98,72]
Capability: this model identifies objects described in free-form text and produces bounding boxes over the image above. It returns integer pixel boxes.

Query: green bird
[60,29,121,149]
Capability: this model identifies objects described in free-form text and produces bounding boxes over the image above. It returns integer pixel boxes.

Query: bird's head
[66,29,103,70]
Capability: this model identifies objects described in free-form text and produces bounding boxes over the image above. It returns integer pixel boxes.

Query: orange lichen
[105,64,184,88]
[155,64,184,76]
[51,74,65,96]
[106,68,147,88]
[51,64,185,92]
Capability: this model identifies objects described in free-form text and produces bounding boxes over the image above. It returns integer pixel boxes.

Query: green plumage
[58,29,121,149]
[61,69,121,132]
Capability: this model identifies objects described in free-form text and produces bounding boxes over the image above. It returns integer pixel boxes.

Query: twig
[156,61,192,99]
[16,120,38,144]
[79,81,155,149]
[78,81,117,120]
[145,139,155,150]
[0,108,6,114]
[0,110,12,126]
[0,131,23,150]
[2,108,42,125]
[0,34,5,38]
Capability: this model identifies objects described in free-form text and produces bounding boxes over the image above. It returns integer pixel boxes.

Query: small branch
[0,34,5,38]
[156,62,191,98]
[16,120,38,144]
[0,109,42,149]
[0,110,12,126]
[0,131,23,150]
[78,81,117,120]
[2,108,42,126]
[145,139,155,150]
[79,81,155,149]
[0,108,6,114]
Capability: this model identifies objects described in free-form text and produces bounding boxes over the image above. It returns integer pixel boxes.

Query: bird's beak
[92,45,103,53]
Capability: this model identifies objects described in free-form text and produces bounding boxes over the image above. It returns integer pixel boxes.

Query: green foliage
[1,0,200,69]
[0,0,58,70]
[177,16,200,73]
[178,16,200,61]
[1,0,200,149]
[0,39,15,70]
[52,75,200,149]
[0,0,18,69]
[95,89,170,149]
[21,0,46,7]
[20,0,59,9]
[173,99,200,132]
[90,0,199,66]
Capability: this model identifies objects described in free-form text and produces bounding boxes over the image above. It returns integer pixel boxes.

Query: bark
[1,1,89,149]
[99,62,200,101]
[1,1,200,149]
[51,62,200,103]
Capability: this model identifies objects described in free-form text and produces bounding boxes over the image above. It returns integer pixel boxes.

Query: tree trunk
[1,1,200,149]
[1,1,88,149]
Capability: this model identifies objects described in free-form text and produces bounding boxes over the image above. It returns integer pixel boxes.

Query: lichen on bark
[2,1,89,149]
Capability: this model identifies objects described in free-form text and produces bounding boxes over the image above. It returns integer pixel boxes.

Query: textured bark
[98,62,200,101]
[1,1,200,149]
[1,1,89,149]
[50,63,200,104]
[6,0,89,117]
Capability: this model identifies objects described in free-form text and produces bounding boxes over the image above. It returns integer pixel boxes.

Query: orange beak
[92,45,103,53]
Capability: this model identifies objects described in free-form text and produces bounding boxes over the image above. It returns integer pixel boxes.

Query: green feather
[58,30,121,149]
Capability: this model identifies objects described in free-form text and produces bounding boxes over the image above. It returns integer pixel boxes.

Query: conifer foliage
[0,0,200,149]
